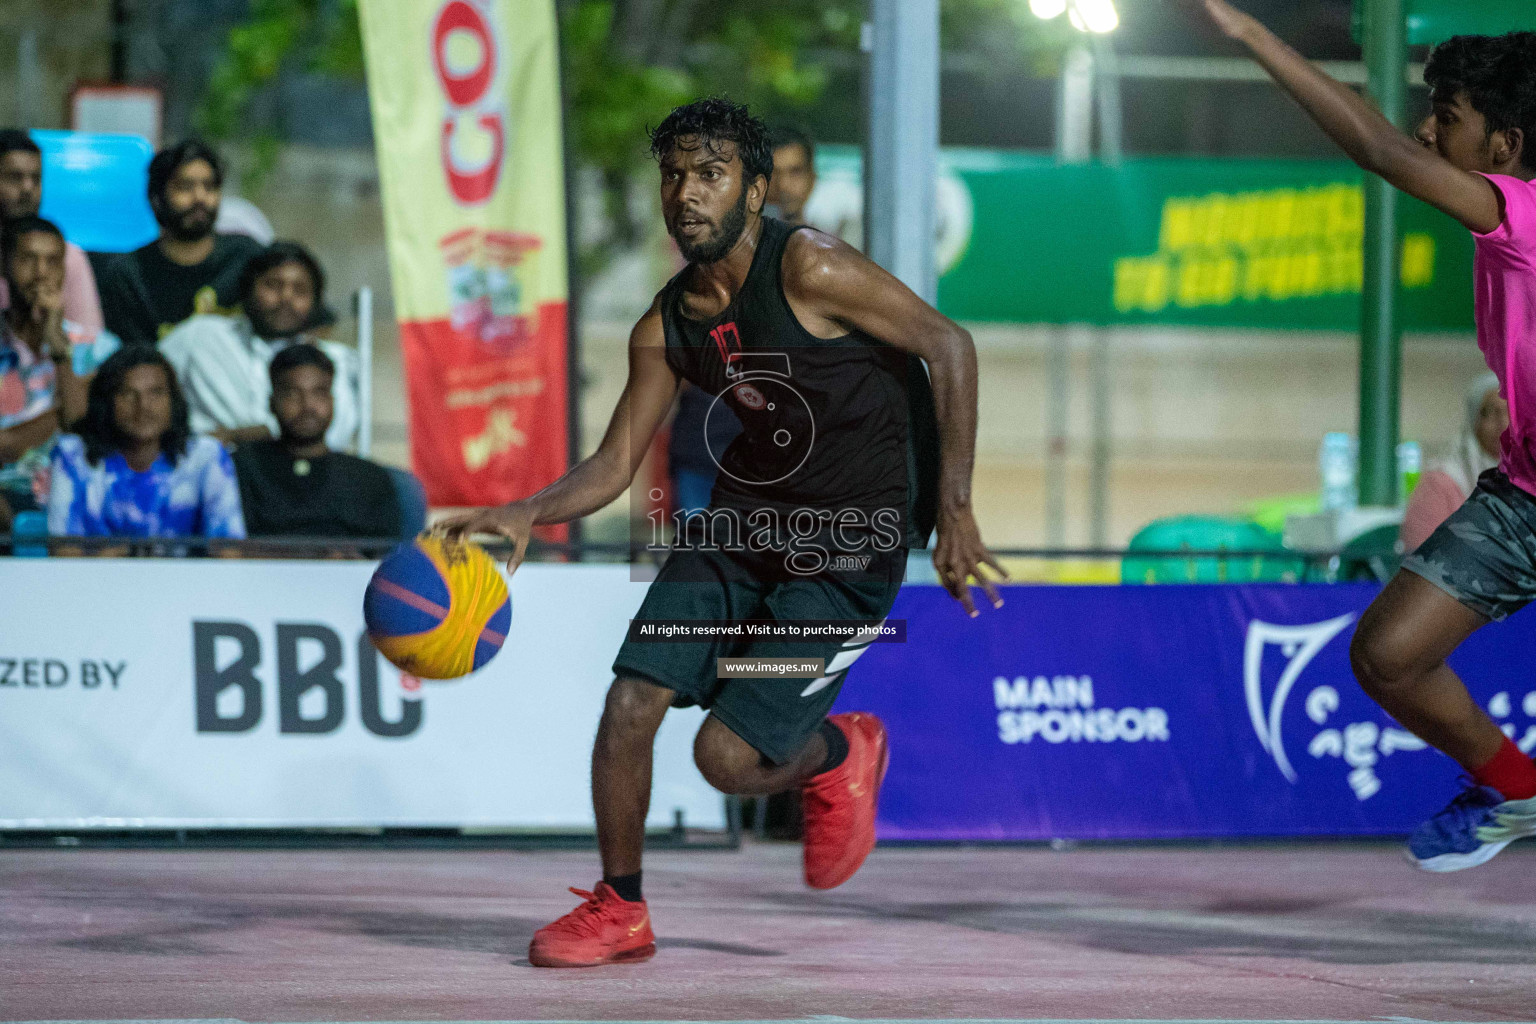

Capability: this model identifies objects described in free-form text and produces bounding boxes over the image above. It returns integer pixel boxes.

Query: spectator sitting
[1401,370,1508,552]
[233,344,398,539]
[160,240,358,450]
[47,346,244,539]
[0,129,104,330]
[96,139,262,345]
[0,216,118,521]
[765,125,817,226]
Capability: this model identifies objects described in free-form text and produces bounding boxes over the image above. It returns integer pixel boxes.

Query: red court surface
[3,842,1535,1022]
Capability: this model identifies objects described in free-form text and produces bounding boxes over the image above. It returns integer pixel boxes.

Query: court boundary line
[8,1017,1529,1024]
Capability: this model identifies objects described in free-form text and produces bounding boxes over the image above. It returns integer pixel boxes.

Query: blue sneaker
[1408,784,1536,872]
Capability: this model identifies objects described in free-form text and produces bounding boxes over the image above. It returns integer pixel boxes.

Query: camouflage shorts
[1402,469,1536,622]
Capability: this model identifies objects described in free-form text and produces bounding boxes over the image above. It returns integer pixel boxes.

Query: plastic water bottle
[1319,432,1356,512]
[1397,440,1422,502]
[11,509,47,557]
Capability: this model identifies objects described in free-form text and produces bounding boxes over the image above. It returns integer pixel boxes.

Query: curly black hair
[74,347,192,468]
[238,240,326,307]
[270,342,335,388]
[770,124,815,160]
[147,138,224,208]
[0,128,40,162]
[648,97,774,186]
[1425,32,1536,171]
[1,214,63,268]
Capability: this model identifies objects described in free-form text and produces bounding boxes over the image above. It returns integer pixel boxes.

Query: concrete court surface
[2,842,1535,1022]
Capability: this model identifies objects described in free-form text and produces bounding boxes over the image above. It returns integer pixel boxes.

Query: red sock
[1472,736,1536,800]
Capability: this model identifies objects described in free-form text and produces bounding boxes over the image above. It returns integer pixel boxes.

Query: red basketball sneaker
[801,711,889,889]
[528,883,656,968]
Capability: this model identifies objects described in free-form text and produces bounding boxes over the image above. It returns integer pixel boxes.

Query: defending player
[1187,1,1536,870]
[442,98,1004,964]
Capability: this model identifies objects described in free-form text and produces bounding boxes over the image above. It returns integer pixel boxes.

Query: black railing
[0,535,1389,581]
[0,535,1330,559]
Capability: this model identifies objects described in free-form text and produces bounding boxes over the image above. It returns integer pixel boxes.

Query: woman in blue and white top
[47,346,245,539]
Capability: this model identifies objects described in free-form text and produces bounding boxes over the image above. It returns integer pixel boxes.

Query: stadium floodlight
[1028,0,1119,33]
[1068,0,1119,33]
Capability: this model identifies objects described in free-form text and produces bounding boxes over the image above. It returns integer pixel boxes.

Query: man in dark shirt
[97,139,261,345]
[233,344,400,539]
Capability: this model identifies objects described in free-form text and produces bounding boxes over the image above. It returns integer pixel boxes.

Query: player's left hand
[933,505,1008,618]
[433,502,536,575]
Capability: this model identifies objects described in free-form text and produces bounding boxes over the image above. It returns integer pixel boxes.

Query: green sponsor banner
[1353,0,1530,45]
[813,149,1475,331]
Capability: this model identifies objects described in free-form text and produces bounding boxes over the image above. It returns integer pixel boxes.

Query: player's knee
[597,676,670,746]
[1349,622,1425,699]
[694,755,753,795]
[693,722,761,794]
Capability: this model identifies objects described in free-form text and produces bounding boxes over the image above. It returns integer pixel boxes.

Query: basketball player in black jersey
[442,98,1003,967]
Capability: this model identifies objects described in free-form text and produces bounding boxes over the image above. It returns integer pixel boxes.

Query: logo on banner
[994,674,1170,745]
[431,2,542,351]
[434,0,505,205]
[193,621,435,739]
[439,227,542,350]
[1244,615,1431,800]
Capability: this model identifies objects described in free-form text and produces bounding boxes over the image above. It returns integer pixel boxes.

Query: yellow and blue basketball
[363,536,511,679]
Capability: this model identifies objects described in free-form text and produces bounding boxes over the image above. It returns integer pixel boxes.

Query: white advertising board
[0,560,725,830]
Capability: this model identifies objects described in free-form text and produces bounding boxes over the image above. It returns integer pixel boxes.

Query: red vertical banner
[361,0,569,517]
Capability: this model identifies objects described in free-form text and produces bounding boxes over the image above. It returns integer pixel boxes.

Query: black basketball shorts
[612,544,906,764]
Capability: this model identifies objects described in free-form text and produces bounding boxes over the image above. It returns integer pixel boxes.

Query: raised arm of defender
[439,299,680,572]
[779,228,1006,616]
[1187,0,1506,234]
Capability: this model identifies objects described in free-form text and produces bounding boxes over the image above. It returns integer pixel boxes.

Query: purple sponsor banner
[835,584,1536,841]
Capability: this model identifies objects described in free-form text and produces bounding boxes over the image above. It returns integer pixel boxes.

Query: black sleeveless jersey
[658,217,939,548]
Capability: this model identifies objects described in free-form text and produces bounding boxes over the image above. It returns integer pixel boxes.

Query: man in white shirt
[160,240,358,451]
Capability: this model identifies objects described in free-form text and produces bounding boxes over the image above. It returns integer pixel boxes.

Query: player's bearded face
[671,179,749,264]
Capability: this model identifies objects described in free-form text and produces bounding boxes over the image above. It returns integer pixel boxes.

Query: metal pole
[1091,36,1123,167]
[866,0,939,302]
[1055,45,1095,165]
[1088,327,1111,547]
[355,287,374,458]
[1049,46,1094,546]
[556,12,584,559]
[1088,36,1120,547]
[1046,329,1069,548]
[1358,0,1406,506]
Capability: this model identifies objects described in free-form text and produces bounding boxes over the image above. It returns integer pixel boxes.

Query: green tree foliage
[197,0,1068,265]
[197,0,361,182]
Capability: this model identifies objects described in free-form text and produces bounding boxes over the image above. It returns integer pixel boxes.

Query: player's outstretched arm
[1186,0,1503,234]
[438,301,679,572]
[781,229,1007,617]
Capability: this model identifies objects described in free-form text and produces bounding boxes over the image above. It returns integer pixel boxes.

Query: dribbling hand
[933,505,1008,619]
[434,502,536,575]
